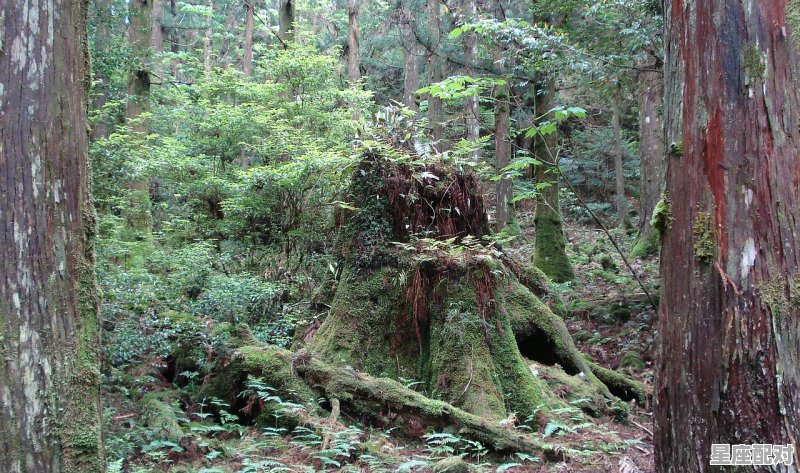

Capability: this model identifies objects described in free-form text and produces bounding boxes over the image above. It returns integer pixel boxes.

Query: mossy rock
[141,391,184,441]
[620,351,645,370]
[433,456,474,473]
[609,304,633,323]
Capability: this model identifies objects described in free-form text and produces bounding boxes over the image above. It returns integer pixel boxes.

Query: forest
[1,0,799,472]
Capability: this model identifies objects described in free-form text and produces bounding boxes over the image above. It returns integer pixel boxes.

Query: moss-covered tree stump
[305,153,644,424]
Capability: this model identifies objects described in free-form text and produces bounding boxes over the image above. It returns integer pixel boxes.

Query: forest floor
[105,205,660,473]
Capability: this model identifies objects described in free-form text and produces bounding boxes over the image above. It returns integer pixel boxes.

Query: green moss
[532,363,606,415]
[433,457,474,473]
[669,141,683,158]
[503,275,611,402]
[620,351,645,370]
[650,194,673,234]
[693,211,716,264]
[744,46,765,81]
[513,264,568,317]
[533,208,575,283]
[629,229,660,259]
[610,304,633,323]
[426,282,507,419]
[758,275,800,320]
[141,392,184,440]
[310,266,415,378]
[588,363,647,405]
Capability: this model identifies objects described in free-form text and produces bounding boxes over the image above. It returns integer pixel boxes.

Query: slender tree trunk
[0,1,104,471]
[532,82,574,283]
[279,0,295,44]
[493,1,513,231]
[656,2,800,471]
[220,11,238,68]
[462,0,480,162]
[426,0,446,147]
[90,2,112,140]
[630,65,664,258]
[399,5,421,111]
[203,0,214,73]
[611,92,629,228]
[127,0,153,132]
[243,2,255,76]
[348,0,361,83]
[169,0,181,79]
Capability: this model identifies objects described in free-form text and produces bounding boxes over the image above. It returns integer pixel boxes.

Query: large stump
[309,154,641,423]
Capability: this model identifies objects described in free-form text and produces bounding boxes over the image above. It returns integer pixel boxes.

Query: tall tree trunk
[348,0,361,83]
[0,1,104,471]
[494,78,512,231]
[462,0,480,162]
[126,0,155,234]
[127,0,153,132]
[243,2,255,76]
[493,1,513,231]
[399,5,421,111]
[203,0,214,73]
[221,11,238,68]
[151,0,166,54]
[611,92,629,228]
[656,2,800,471]
[169,0,181,79]
[279,0,295,44]
[90,1,112,140]
[532,82,575,283]
[426,0,446,148]
[630,65,664,258]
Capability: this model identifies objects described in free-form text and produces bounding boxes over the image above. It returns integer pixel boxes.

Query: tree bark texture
[348,0,361,83]
[0,1,104,471]
[203,0,214,73]
[463,0,480,162]
[243,2,255,76]
[631,66,665,258]
[127,0,153,132]
[612,95,629,228]
[426,0,446,147]
[399,4,421,111]
[656,1,800,471]
[279,0,295,44]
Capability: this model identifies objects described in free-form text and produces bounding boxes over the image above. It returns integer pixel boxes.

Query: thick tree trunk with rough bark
[243,3,255,76]
[348,0,361,83]
[630,66,664,258]
[0,1,104,471]
[656,1,800,471]
[279,0,295,44]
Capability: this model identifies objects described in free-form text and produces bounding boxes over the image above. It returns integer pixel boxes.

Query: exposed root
[208,342,561,458]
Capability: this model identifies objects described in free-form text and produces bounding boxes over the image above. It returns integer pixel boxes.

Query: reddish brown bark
[0,0,104,471]
[657,1,800,471]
